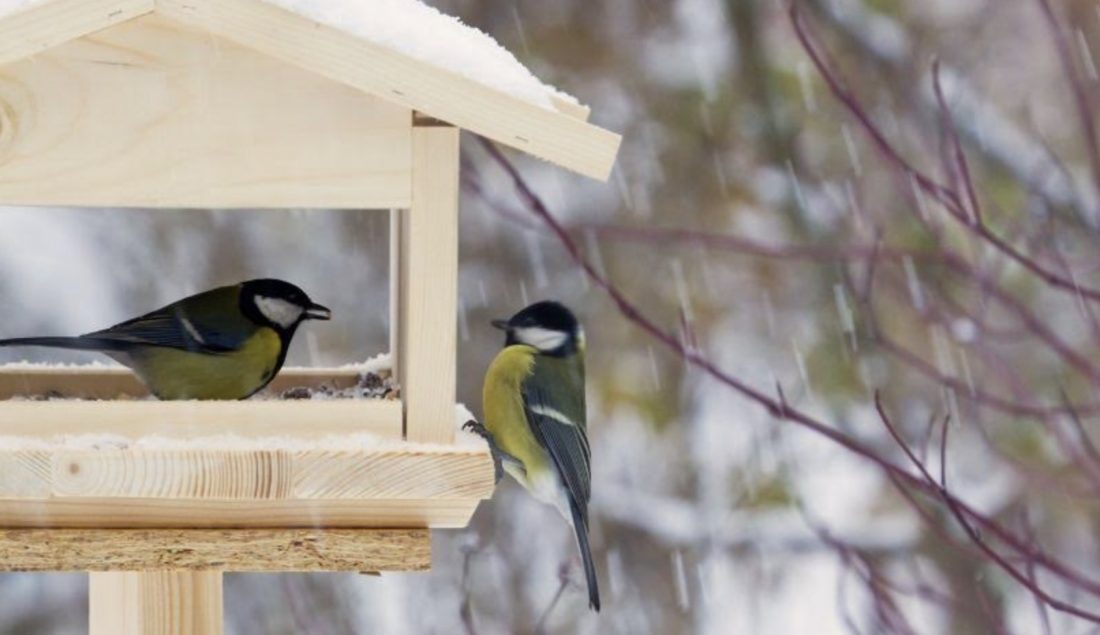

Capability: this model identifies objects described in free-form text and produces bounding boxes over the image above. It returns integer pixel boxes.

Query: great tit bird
[481,301,599,611]
[0,279,330,400]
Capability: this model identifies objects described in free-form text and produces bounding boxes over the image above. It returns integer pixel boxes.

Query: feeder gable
[0,0,622,189]
[0,14,413,208]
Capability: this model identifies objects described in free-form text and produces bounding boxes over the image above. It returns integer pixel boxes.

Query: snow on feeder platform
[0,0,621,632]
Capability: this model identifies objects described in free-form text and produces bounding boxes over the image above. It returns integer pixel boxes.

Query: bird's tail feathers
[569,500,601,612]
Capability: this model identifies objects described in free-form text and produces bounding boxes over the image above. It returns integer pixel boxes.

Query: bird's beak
[491,319,510,331]
[305,303,332,321]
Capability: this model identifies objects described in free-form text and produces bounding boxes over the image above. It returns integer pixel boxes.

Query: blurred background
[5,0,1100,633]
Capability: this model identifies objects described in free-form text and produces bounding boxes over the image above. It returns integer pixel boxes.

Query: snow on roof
[0,0,34,15]
[0,0,575,111]
[266,0,575,110]
[0,0,37,27]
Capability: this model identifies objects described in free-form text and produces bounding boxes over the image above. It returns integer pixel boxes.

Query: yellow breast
[128,328,283,400]
[483,345,551,482]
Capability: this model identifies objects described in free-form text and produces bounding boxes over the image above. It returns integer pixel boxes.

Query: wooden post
[389,208,406,384]
[90,571,223,635]
[393,123,460,444]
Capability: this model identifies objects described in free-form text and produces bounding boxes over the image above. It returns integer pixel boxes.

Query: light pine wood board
[0,497,484,528]
[551,96,592,121]
[0,450,50,497]
[0,365,381,399]
[397,126,459,444]
[4,528,429,571]
[40,446,494,500]
[389,209,405,384]
[0,13,413,208]
[0,399,403,439]
[155,0,621,180]
[90,570,223,635]
[0,0,153,67]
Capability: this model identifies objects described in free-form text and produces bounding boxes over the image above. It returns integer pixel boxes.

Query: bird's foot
[462,419,512,484]
[462,419,489,438]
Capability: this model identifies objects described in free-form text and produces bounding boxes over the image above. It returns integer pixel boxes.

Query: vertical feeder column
[90,571,223,635]
[392,120,459,444]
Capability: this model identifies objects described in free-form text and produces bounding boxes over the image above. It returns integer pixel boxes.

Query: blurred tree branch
[807,0,1099,226]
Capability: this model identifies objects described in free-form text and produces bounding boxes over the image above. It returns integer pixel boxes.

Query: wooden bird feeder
[0,0,620,631]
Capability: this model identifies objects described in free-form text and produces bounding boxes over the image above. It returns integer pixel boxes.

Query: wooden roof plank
[0,0,152,66]
[552,96,592,122]
[155,0,621,180]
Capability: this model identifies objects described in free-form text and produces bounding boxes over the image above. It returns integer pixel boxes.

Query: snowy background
[3,0,1100,633]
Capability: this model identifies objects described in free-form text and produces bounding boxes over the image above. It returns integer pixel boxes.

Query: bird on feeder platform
[475,300,600,611]
[0,278,330,400]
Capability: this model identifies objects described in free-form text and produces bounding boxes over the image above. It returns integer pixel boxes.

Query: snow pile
[0,0,36,18]
[0,403,487,450]
[0,355,398,401]
[0,0,575,111]
[330,352,392,375]
[0,360,125,371]
[267,0,573,109]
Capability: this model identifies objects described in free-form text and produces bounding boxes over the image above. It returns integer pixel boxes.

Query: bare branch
[808,0,1096,222]
[932,60,982,225]
[1035,0,1100,202]
[876,395,1100,623]
[793,5,1100,305]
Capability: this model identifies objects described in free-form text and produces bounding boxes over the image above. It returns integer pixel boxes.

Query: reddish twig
[792,5,1100,305]
[789,6,959,213]
[876,394,1100,623]
[932,60,982,225]
[1035,0,1100,202]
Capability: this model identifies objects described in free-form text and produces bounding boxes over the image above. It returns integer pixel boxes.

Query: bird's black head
[492,301,583,356]
[239,279,331,335]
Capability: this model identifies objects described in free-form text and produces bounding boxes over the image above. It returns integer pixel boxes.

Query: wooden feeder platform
[0,365,494,543]
[0,365,494,633]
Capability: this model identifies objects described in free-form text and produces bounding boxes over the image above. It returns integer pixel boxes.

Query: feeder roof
[0,0,621,180]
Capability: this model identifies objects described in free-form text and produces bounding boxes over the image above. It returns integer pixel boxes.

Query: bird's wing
[82,286,251,353]
[521,354,590,517]
[521,353,600,609]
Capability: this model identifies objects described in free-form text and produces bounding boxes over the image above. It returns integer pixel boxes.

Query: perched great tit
[481,301,599,611]
[0,279,330,400]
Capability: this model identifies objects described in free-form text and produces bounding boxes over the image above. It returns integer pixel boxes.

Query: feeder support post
[90,570,224,635]
[392,121,460,444]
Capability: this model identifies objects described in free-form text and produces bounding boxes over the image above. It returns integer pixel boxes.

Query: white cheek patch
[255,296,303,328]
[515,326,568,352]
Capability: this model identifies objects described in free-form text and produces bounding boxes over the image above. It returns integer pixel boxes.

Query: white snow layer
[0,0,35,18]
[0,355,390,373]
[0,404,487,450]
[0,360,126,370]
[268,0,574,109]
[0,0,574,110]
[331,352,391,375]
